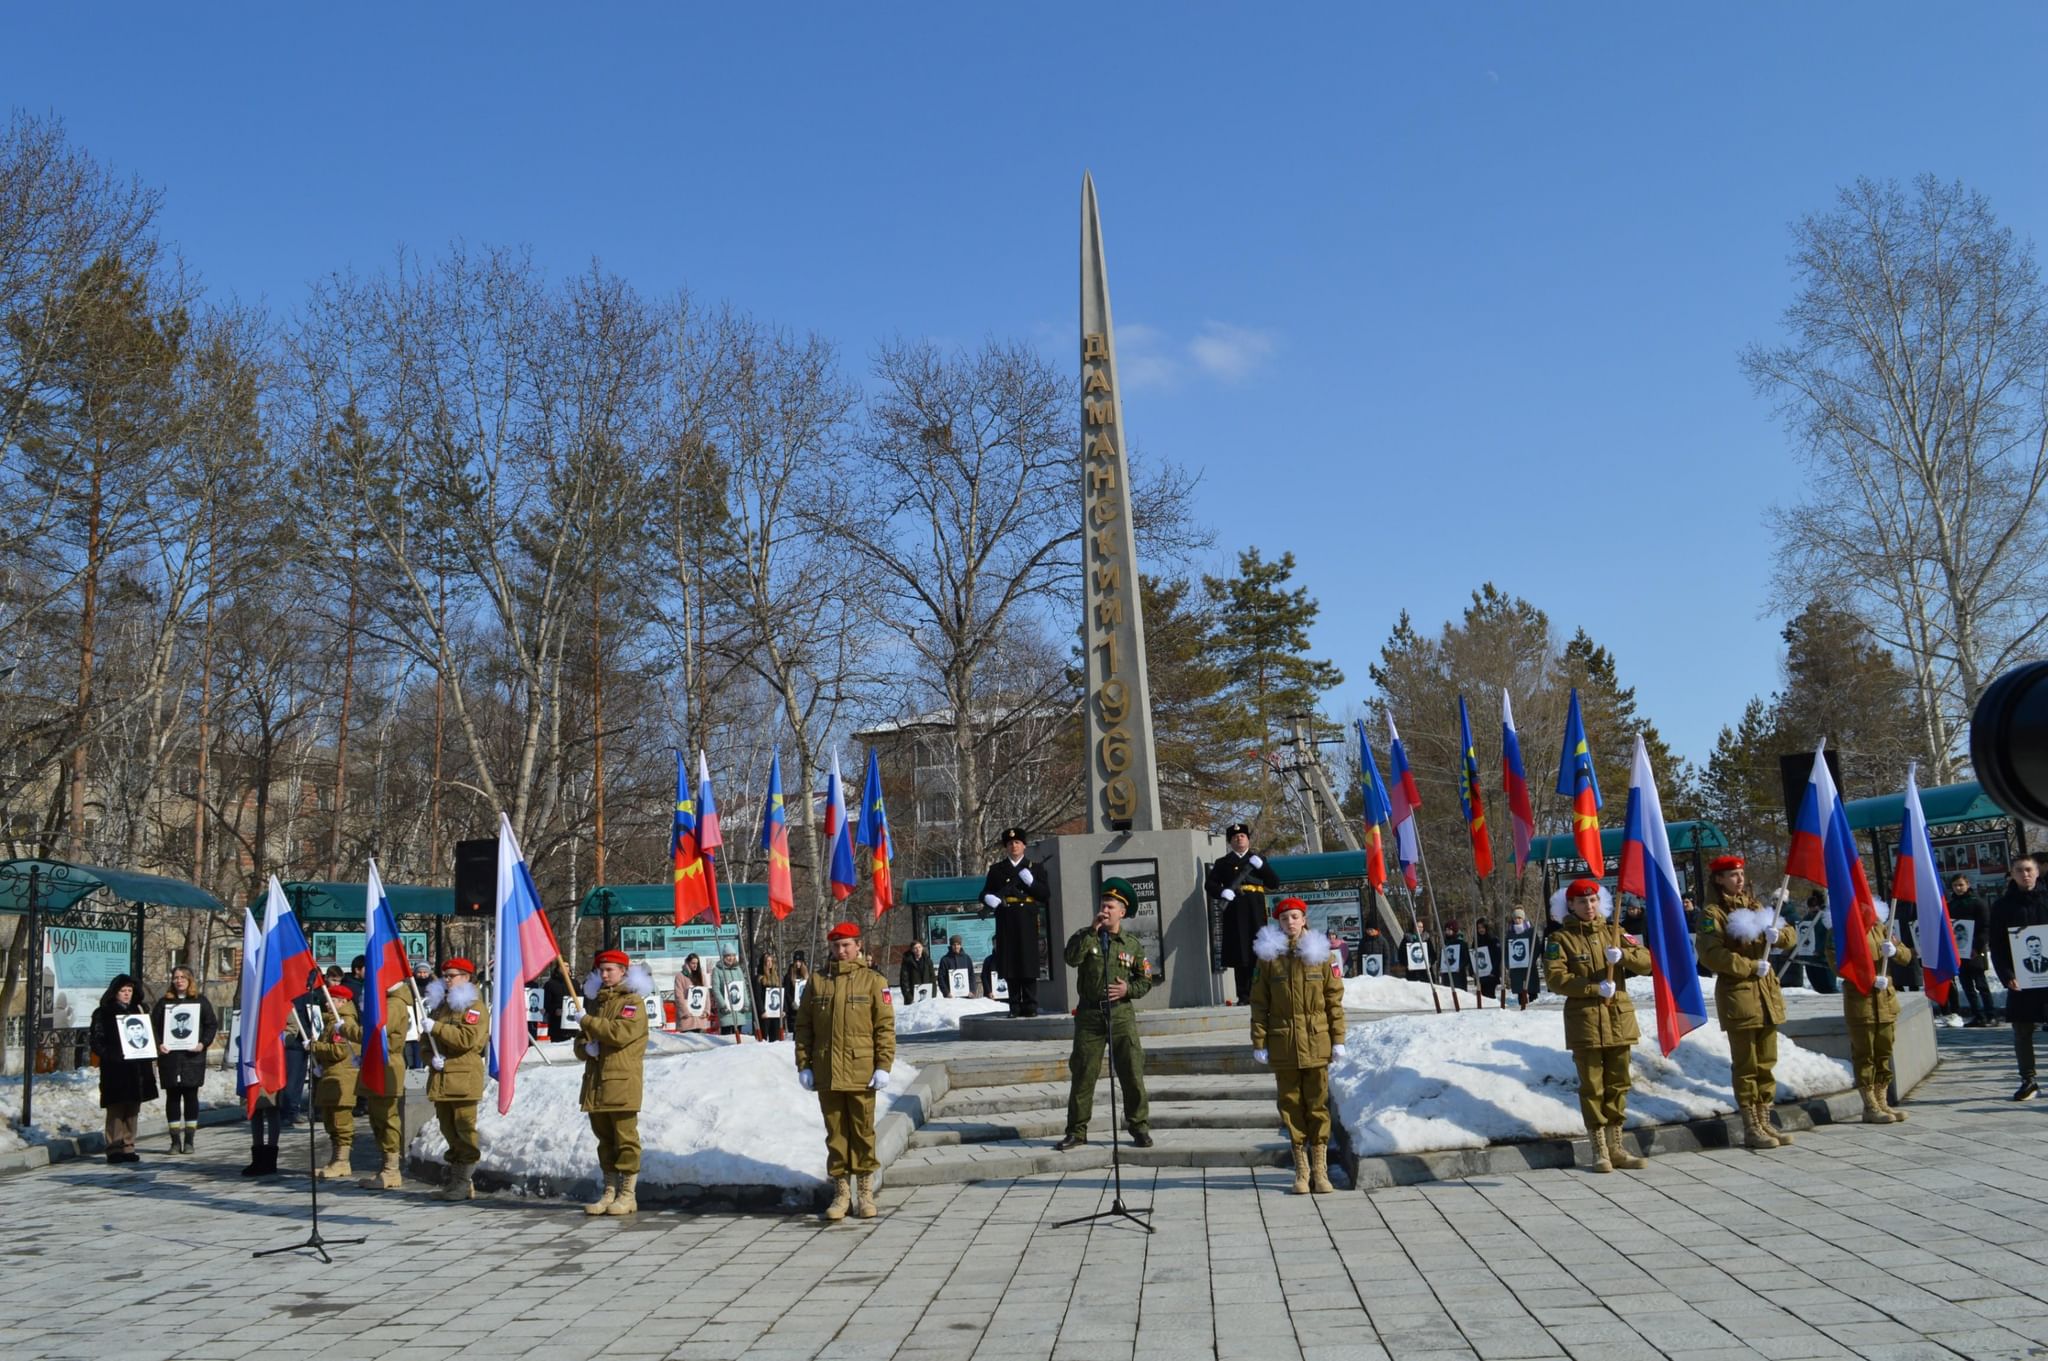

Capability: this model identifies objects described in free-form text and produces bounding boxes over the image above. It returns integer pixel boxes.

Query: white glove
[1249,855,1264,869]
[1875,975,1890,991]
[1252,1048,1268,1064]
[1331,1044,1347,1060]
[1881,940,1897,958]
[430,1054,445,1071]
[1018,868,1033,886]
[1597,981,1616,999]
[798,1068,814,1091]
[1755,958,1771,978]
[1604,946,1623,964]
[868,1070,889,1091]
[1220,888,1236,901]
[584,1041,600,1057]
[982,894,1001,909]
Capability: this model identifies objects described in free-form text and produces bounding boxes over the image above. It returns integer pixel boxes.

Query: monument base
[1030,828,1225,1012]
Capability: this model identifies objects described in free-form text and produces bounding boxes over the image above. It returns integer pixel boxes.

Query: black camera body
[1973,660,2048,825]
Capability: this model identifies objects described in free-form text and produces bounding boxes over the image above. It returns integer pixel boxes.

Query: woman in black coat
[89,974,159,1164]
[151,966,218,1154]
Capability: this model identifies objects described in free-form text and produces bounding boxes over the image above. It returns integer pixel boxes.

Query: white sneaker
[1945,1014,1966,1028]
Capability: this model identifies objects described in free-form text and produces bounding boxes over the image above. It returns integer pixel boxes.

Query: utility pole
[1284,715,1359,854]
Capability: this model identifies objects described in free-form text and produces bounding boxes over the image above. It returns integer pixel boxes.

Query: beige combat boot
[318,1139,351,1180]
[823,1176,851,1222]
[434,1164,474,1201]
[583,1171,617,1215]
[1605,1126,1646,1170]
[1877,1086,1907,1122]
[357,1152,397,1190]
[1764,1104,1794,1144]
[855,1173,877,1219]
[1585,1127,1612,1174]
[1289,1144,1311,1194]
[607,1172,639,1215]
[1309,1144,1335,1194]
[1741,1104,1781,1149]
[1861,1087,1890,1124]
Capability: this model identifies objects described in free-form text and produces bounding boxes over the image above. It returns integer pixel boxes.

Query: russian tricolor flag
[488,812,562,1115]
[825,750,857,901]
[1386,716,1422,892]
[241,876,315,1116]
[1616,736,1708,1055]
[358,859,413,1096]
[1893,765,1961,1006]
[1500,690,1536,876]
[1784,740,1880,995]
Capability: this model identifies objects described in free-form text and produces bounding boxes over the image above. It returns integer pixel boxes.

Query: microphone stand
[255,1004,364,1263]
[1056,926,1153,1235]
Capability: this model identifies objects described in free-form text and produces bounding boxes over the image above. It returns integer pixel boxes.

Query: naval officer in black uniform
[1207,822,1281,1005]
[982,827,1048,1017]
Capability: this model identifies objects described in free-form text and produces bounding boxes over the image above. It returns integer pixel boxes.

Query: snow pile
[1328,999,1852,1157]
[1342,974,1467,1013]
[2,1065,241,1153]
[895,995,1006,1035]
[411,1040,920,1191]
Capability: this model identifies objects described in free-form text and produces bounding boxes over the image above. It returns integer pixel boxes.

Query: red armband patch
[621,1005,638,1019]
[464,1008,481,1023]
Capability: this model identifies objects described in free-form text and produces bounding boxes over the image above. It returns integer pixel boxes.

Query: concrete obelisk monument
[1033,175,1225,1010]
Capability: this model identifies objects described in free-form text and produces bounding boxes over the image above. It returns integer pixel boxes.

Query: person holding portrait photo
[89,975,158,1164]
[1991,854,2048,1101]
[712,946,753,1039]
[1948,875,1994,1027]
[151,967,217,1154]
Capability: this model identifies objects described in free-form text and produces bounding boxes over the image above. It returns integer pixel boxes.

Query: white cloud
[1113,322,1182,392]
[1188,321,1276,383]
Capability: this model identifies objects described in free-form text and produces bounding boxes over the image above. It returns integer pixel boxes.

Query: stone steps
[884,1127,1319,1187]
[909,1099,1281,1148]
[927,1073,1267,1119]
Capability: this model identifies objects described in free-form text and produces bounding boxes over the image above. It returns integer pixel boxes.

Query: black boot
[241,1144,278,1177]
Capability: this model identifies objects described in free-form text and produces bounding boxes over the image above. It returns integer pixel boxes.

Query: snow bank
[411,1039,920,1191]
[1,1065,241,1152]
[1328,996,1852,1157]
[895,995,1007,1035]
[1342,974,1464,1012]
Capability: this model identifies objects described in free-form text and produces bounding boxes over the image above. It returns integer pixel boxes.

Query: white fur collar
[1253,922,1332,965]
[1549,884,1614,924]
[1722,906,1782,943]
[1873,900,1892,925]
[585,964,655,999]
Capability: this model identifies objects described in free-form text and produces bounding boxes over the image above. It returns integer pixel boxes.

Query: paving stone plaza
[3,1027,2044,1361]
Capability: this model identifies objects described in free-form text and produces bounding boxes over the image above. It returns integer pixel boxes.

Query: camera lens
[1970,660,2048,825]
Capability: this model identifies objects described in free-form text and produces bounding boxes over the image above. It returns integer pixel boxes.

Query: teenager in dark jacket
[1990,855,2048,1101]
[937,937,975,996]
[1948,875,1995,1026]
[90,975,159,1164]
[151,967,218,1153]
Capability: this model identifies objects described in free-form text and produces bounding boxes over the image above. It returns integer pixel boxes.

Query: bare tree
[1746,176,2048,779]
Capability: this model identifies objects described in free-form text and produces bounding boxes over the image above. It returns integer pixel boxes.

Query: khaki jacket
[308,996,361,1107]
[1843,922,1914,1026]
[579,984,650,1113]
[1544,916,1651,1050]
[1249,935,1347,1069]
[794,959,897,1092]
[425,987,489,1104]
[1696,897,1798,1030]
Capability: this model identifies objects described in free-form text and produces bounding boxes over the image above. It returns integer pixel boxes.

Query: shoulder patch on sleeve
[1699,919,1717,934]
[464,1008,481,1023]
[621,1004,638,1019]
[1544,940,1562,959]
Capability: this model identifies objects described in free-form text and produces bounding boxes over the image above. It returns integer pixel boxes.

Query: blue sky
[10,4,2048,767]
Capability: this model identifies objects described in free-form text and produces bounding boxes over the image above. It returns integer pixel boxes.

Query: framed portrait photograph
[762,987,785,1019]
[116,1012,156,1059]
[1362,954,1384,977]
[1506,937,1531,970]
[913,984,934,1003]
[1952,919,1975,958]
[722,980,745,1012]
[162,1002,203,1052]
[948,968,971,998]
[2010,926,2048,990]
[1405,942,1429,972]
[1440,943,1463,974]
[1470,946,1494,979]
[685,986,709,1017]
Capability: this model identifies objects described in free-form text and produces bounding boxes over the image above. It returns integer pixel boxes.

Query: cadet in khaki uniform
[1545,878,1653,1174]
[422,957,489,1201]
[308,981,360,1179]
[580,948,651,1216]
[1249,896,1348,1194]
[357,978,413,1190]
[1055,878,1154,1152]
[1696,854,1800,1149]
[1846,905,1913,1123]
[795,921,897,1221]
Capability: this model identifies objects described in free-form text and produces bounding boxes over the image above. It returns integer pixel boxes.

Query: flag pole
[1410,827,1460,1013]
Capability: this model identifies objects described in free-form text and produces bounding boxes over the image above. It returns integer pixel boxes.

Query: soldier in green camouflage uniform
[1055,878,1153,1151]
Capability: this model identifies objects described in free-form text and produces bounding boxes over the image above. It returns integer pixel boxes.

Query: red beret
[440,957,475,975]
[1568,878,1602,898]
[1272,897,1308,916]
[327,984,353,1001]
[827,922,862,941]
[595,949,630,967]
[1710,855,1744,874]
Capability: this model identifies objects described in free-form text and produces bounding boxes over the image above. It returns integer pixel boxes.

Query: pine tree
[1772,600,1927,797]
[1139,575,1261,831]
[1203,548,1342,830]
[1702,696,1783,867]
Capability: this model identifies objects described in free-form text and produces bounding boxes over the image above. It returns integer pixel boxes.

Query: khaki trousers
[1273,1065,1332,1146]
[1849,1019,1896,1093]
[365,1094,404,1156]
[1726,1026,1780,1107]
[818,1090,878,1177]
[1573,1045,1632,1128]
[319,1102,355,1151]
[589,1111,641,1174]
[436,1101,480,1165]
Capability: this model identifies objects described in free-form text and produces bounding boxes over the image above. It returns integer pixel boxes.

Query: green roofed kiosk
[0,857,226,1128]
